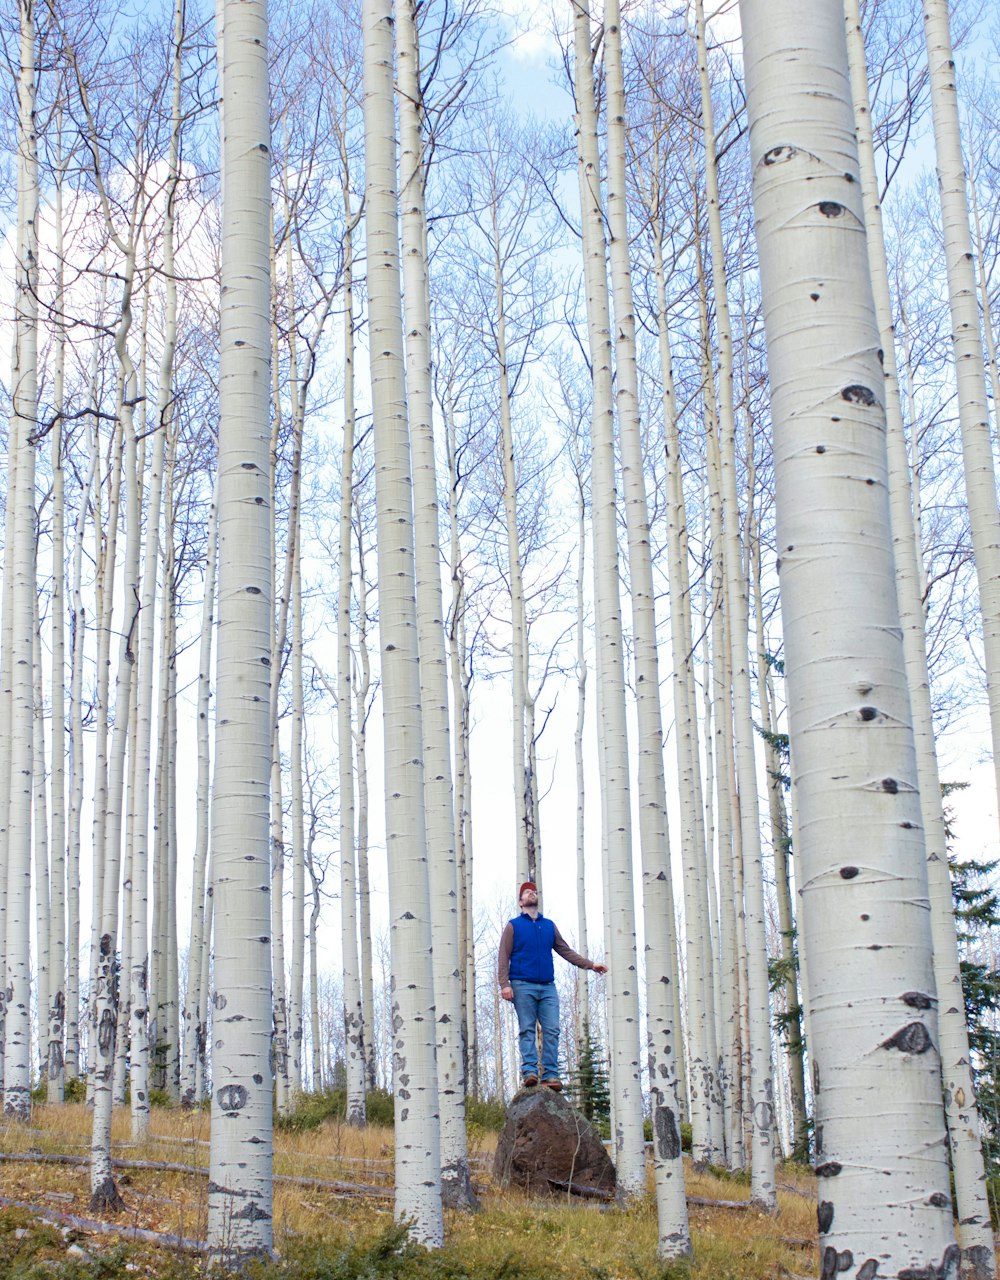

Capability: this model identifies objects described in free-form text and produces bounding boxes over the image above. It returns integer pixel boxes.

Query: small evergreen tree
[568,1020,611,1128]
[949,836,1000,1173]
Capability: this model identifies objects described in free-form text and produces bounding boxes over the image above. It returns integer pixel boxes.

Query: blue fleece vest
[508,912,556,984]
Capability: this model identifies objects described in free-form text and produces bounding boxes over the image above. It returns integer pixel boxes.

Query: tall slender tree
[207,0,275,1253]
[571,0,646,1202]
[740,0,958,1270]
[362,0,443,1246]
[4,0,40,1122]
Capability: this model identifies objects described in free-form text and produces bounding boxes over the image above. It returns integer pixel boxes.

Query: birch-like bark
[749,512,807,1158]
[66,363,100,1085]
[396,0,473,1210]
[4,0,39,1121]
[571,0,645,1202]
[47,144,68,1102]
[289,518,305,1099]
[336,147,366,1124]
[307,839,323,1089]
[268,234,290,1119]
[845,4,994,1270]
[703,362,744,1167]
[741,0,957,1270]
[207,0,274,1253]
[569,432,590,1037]
[968,158,1000,441]
[694,0,774,1205]
[353,528,377,1093]
[646,228,704,1149]
[443,385,477,1097]
[129,0,183,1136]
[362,0,443,1245]
[490,222,534,891]
[603,0,688,1243]
[922,0,1000,844]
[165,596,181,1101]
[91,359,140,1213]
[32,617,49,1090]
[181,483,218,1106]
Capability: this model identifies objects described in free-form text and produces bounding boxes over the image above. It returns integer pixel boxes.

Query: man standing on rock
[498,881,608,1091]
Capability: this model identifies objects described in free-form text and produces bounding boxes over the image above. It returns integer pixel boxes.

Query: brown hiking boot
[522,1074,539,1087]
[541,1078,562,1092]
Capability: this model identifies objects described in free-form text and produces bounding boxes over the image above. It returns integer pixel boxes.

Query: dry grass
[0,1103,821,1278]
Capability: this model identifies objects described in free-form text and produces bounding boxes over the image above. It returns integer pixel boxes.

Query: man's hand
[501,984,514,1001]
[592,963,608,975]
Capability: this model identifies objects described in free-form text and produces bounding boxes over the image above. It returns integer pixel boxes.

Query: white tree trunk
[603,0,688,1246]
[922,0,1000,842]
[207,0,275,1253]
[337,188,366,1125]
[845,4,995,1270]
[396,0,473,1210]
[47,148,68,1102]
[66,374,99,1085]
[33,616,49,1091]
[129,0,183,1135]
[362,0,443,1245]
[741,0,958,1270]
[181,482,218,1106]
[91,337,140,1211]
[4,0,39,1122]
[694,0,775,1203]
[571,0,645,1202]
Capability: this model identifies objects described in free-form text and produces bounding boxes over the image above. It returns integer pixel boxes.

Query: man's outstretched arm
[552,924,608,973]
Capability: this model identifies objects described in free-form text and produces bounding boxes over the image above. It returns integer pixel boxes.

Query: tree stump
[493,1087,616,1198]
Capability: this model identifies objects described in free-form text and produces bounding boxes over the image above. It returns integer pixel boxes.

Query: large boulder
[493,1087,617,1198]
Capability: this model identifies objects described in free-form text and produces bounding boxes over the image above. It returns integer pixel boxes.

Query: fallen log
[0,1150,391,1198]
[0,1194,206,1253]
[547,1178,614,1202]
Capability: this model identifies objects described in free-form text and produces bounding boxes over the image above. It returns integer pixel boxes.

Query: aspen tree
[66,367,99,1086]
[353,503,378,1093]
[749,521,807,1159]
[564,417,590,1040]
[336,163,367,1124]
[91,395,139,1212]
[602,0,689,1245]
[396,0,474,1210]
[571,0,646,1201]
[845,3,995,1270]
[645,198,714,1157]
[181,485,218,1107]
[740,0,958,1270]
[922,0,1000,833]
[207,0,275,1253]
[289,530,305,1099]
[439,369,478,1094]
[127,0,184,1137]
[693,0,774,1203]
[362,0,443,1245]
[32,621,49,1091]
[268,225,291,1116]
[47,133,69,1102]
[700,336,743,1166]
[5,0,39,1122]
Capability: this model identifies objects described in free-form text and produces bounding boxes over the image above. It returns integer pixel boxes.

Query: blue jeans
[511,980,560,1081]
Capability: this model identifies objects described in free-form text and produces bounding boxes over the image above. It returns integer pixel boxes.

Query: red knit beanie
[519,881,537,899]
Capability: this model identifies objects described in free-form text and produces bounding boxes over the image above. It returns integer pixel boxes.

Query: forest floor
[0,1102,827,1278]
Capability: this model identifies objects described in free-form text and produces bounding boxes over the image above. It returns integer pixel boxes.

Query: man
[498,881,608,1091]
